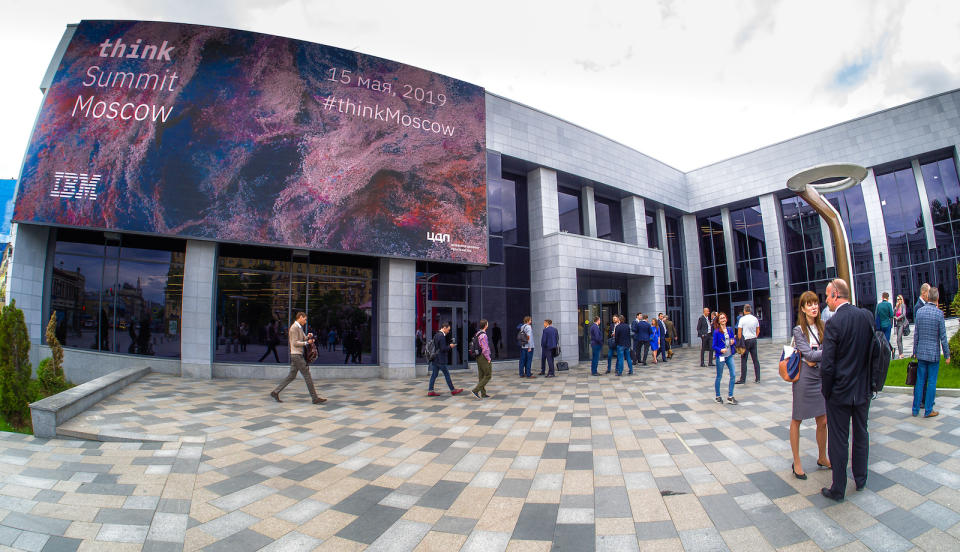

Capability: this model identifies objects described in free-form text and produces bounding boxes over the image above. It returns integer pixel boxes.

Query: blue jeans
[616,345,632,375]
[428,361,454,391]
[606,344,615,372]
[913,359,939,415]
[590,344,602,374]
[519,348,534,377]
[882,326,892,343]
[715,355,736,398]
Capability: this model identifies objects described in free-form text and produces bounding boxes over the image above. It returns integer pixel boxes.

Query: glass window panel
[110,259,183,358]
[855,274,876,313]
[787,252,807,284]
[482,263,506,287]
[217,269,291,364]
[907,229,929,263]
[780,197,804,252]
[595,197,623,242]
[697,217,714,267]
[936,260,958,317]
[501,178,518,244]
[750,259,769,289]
[558,187,582,234]
[715,265,730,293]
[934,223,955,260]
[702,267,716,294]
[922,161,950,225]
[505,288,531,359]
[50,253,105,351]
[806,249,828,281]
[487,178,503,235]
[504,246,531,288]
[708,215,726,265]
[489,236,504,264]
[736,261,751,290]
[733,209,749,263]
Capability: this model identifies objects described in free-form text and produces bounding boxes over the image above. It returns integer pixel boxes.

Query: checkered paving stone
[2,342,959,551]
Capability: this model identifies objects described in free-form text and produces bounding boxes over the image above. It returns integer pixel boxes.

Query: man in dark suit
[820,278,874,501]
[656,313,669,363]
[697,308,713,366]
[636,315,652,365]
[614,313,632,376]
[540,319,560,377]
[630,313,642,365]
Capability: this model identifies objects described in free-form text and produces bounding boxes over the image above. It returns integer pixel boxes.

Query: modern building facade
[7,22,960,383]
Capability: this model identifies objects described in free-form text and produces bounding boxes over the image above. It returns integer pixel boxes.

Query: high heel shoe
[792,463,807,480]
[817,461,831,469]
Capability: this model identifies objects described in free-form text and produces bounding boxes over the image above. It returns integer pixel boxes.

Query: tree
[39,313,68,394]
[0,300,32,428]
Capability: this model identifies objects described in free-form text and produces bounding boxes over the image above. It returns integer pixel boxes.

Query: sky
[1,0,959,180]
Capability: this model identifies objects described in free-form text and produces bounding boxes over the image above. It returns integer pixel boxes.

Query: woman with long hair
[893,294,907,358]
[712,312,738,405]
[789,291,830,479]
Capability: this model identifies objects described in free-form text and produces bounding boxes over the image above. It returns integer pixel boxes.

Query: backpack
[468,331,483,359]
[423,337,438,361]
[516,325,529,346]
[864,307,893,395]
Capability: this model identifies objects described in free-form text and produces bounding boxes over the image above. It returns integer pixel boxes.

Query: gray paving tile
[434,515,478,535]
[141,541,184,552]
[595,486,631,518]
[746,471,797,499]
[417,480,468,510]
[788,507,855,549]
[855,522,914,552]
[912,500,960,530]
[13,531,48,552]
[281,460,335,482]
[876,507,933,540]
[554,523,594,552]
[0,525,21,546]
[679,528,729,552]
[635,520,678,540]
[336,505,406,544]
[147,513,188,543]
[258,531,322,552]
[157,498,191,514]
[94,508,156,525]
[512,502,559,541]
[699,494,749,530]
[1,512,71,536]
[96,524,149,543]
[200,528,272,552]
[40,536,83,552]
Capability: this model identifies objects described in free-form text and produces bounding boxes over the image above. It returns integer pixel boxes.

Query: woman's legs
[725,356,736,397]
[714,357,723,397]
[815,414,830,466]
[790,418,803,474]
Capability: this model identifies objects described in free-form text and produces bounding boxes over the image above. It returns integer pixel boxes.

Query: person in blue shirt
[588,316,604,376]
[614,313,632,376]
[636,315,652,365]
[540,319,560,377]
[712,312,738,405]
[648,316,660,365]
[912,288,950,418]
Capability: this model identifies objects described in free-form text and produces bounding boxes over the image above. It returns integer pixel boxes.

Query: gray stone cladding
[5,224,49,368]
[180,240,217,379]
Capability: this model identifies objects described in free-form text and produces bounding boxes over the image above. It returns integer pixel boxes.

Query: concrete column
[657,208,671,286]
[620,196,647,246]
[759,194,789,338]
[682,214,703,345]
[5,224,50,367]
[377,258,416,379]
[527,167,559,239]
[180,240,217,379]
[628,275,663,320]
[720,207,737,284]
[860,169,893,299]
[581,185,597,238]
[912,159,937,251]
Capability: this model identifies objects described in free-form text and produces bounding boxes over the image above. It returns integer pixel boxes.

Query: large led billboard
[14,20,487,264]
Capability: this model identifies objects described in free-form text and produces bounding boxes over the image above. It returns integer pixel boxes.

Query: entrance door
[731,301,751,329]
[577,302,619,361]
[426,301,468,370]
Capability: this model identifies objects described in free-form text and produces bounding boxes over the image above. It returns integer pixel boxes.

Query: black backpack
[516,326,528,346]
[864,308,893,395]
[423,337,438,361]
[468,331,483,359]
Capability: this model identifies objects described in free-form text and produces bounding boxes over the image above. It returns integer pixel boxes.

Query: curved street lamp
[786,163,868,304]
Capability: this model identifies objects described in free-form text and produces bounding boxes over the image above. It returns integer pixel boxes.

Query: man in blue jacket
[912,287,949,418]
[540,319,560,377]
[589,316,604,376]
[636,315,652,365]
[614,313,633,376]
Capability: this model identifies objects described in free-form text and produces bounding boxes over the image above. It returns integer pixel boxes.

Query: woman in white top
[789,291,830,479]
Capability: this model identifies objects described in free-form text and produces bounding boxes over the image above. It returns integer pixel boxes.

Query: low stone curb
[882,385,960,397]
[29,366,151,438]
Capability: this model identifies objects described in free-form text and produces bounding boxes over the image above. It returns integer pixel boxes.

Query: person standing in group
[789,291,830,479]
[736,304,761,384]
[611,313,629,376]
[893,295,907,359]
[540,319,559,377]
[605,316,618,374]
[648,315,660,365]
[518,316,534,378]
[875,291,894,343]
[712,312,738,405]
[820,279,874,501]
[472,319,493,399]
[258,319,281,363]
[270,312,326,404]
[428,322,464,396]
[589,316,604,376]
[664,315,677,359]
[656,314,669,363]
[914,282,931,319]
[912,287,949,418]
[636,314,652,365]
[631,313,643,365]
[698,307,713,367]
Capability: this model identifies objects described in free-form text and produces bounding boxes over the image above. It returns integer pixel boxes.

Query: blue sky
[1,0,958,177]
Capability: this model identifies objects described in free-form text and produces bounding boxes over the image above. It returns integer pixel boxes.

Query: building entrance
[425,301,468,370]
[577,289,623,362]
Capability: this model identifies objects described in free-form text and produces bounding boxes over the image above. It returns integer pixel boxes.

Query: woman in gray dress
[790,291,831,479]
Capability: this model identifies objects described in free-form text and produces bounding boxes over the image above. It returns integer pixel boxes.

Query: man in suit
[606,315,619,374]
[428,322,464,396]
[698,308,713,366]
[631,313,642,365]
[636,315,652,365]
[820,279,874,501]
[912,287,950,418]
[914,282,930,321]
[540,319,560,377]
[271,312,326,404]
[589,316,604,376]
[614,313,633,376]
[656,313,669,363]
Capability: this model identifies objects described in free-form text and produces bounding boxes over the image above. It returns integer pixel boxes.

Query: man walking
[698,307,713,367]
[271,312,326,404]
[664,315,677,359]
[540,319,559,377]
[472,319,493,399]
[820,279,874,501]
[875,291,894,343]
[589,316,604,376]
[428,322,464,396]
[518,316,534,378]
[912,287,949,418]
[736,304,761,384]
[636,314,652,365]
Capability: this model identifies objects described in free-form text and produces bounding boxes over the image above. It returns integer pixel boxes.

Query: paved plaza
[1,344,960,551]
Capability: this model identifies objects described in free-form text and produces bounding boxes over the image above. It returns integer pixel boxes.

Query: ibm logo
[50,171,101,200]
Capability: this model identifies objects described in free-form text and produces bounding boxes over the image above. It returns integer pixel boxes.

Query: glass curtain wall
[664,215,687,342]
[920,155,960,316]
[558,187,582,234]
[216,245,377,365]
[697,206,771,336]
[780,196,836,323]
[48,229,184,357]
[646,210,659,248]
[824,186,877,314]
[595,196,624,242]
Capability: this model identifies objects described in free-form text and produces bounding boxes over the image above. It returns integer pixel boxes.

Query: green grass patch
[0,414,31,434]
[886,357,960,388]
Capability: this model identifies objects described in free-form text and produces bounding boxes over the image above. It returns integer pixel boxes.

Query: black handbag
[906,360,918,386]
[903,324,911,337]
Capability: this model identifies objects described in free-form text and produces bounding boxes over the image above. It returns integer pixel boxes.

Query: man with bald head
[819,278,875,501]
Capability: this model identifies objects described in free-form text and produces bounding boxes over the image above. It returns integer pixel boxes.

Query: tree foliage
[0,300,32,428]
[39,313,68,395]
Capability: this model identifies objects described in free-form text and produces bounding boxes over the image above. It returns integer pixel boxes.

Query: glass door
[426,301,468,370]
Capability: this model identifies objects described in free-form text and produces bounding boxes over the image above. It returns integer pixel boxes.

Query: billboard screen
[14,20,487,264]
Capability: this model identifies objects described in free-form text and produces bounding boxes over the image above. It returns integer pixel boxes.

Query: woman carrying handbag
[788,291,830,479]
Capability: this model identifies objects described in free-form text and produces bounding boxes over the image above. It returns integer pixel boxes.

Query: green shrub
[0,300,32,428]
[39,314,69,395]
[951,329,960,370]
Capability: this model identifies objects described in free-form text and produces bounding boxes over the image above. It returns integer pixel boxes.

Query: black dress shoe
[755,378,760,383]
[312,397,327,404]
[821,487,844,502]
[855,482,866,491]
[270,391,282,403]
[735,380,745,385]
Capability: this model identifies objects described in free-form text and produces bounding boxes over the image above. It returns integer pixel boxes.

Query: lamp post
[786,164,867,304]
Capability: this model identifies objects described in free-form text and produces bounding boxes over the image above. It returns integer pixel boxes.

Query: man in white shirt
[736,304,761,384]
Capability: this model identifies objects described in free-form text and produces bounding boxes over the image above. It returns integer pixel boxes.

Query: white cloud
[1,0,959,180]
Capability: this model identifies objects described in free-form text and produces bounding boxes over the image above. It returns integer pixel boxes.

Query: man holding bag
[912,288,949,418]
